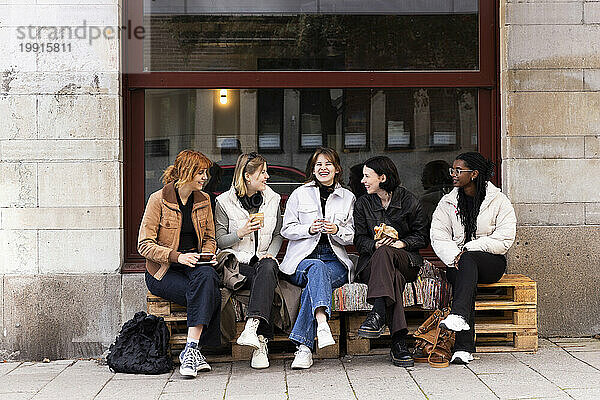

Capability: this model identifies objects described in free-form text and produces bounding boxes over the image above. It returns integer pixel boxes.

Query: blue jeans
[287,244,348,350]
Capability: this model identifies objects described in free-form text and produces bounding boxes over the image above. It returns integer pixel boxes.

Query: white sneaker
[291,345,313,370]
[439,314,470,332]
[251,335,269,369]
[237,318,261,349]
[316,324,335,349]
[451,351,474,365]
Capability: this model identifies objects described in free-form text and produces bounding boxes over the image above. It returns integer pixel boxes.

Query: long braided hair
[456,152,495,243]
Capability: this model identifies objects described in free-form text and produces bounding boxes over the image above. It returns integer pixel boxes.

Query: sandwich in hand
[373,223,398,241]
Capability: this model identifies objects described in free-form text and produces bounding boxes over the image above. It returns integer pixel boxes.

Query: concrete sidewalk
[1,338,599,400]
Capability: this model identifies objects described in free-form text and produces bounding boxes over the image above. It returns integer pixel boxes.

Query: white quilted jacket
[430,182,517,267]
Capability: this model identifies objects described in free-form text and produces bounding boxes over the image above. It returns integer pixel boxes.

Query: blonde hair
[232,152,267,197]
[161,149,212,188]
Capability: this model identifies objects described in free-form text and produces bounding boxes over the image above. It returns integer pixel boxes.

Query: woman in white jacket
[280,147,355,370]
[215,152,283,369]
[430,152,516,365]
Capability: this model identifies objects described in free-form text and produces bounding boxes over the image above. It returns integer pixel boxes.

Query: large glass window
[141,1,479,71]
[124,0,497,267]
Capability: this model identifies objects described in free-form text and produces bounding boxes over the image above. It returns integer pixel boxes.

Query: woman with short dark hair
[431,152,516,364]
[353,156,429,368]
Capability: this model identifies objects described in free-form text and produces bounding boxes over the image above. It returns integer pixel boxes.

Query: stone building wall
[502,0,600,336]
[0,1,599,360]
[0,1,125,359]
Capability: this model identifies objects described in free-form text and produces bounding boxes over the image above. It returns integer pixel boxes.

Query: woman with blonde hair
[280,147,355,369]
[138,149,219,378]
[214,152,283,369]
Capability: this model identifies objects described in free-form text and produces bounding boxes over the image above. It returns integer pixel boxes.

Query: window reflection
[141,2,478,71]
[144,88,478,216]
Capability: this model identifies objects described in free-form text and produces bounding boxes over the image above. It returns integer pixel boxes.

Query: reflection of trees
[155,14,478,70]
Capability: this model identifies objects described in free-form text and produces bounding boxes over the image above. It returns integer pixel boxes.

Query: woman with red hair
[138,149,220,378]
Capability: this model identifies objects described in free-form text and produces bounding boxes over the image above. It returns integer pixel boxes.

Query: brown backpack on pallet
[412,308,456,368]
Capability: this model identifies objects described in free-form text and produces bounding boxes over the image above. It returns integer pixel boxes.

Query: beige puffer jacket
[430,182,516,267]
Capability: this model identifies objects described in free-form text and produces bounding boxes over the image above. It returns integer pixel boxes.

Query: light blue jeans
[287,244,348,350]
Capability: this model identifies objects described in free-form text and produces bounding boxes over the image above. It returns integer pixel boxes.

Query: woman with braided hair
[430,152,516,364]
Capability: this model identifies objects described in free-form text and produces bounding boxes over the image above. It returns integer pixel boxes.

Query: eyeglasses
[449,168,474,176]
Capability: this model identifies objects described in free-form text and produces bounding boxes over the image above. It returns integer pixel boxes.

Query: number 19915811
[20,43,72,52]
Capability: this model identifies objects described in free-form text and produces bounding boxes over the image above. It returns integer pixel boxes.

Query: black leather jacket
[353,186,429,278]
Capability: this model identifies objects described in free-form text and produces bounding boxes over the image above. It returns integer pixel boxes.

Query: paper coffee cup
[249,213,264,227]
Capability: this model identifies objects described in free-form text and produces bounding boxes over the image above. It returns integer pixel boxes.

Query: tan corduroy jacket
[138,182,217,280]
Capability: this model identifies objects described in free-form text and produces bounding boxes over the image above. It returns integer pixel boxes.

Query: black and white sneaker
[450,351,474,365]
[179,343,211,378]
[439,314,470,332]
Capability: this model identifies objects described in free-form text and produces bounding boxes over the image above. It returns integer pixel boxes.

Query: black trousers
[357,246,420,335]
[446,251,506,353]
[145,263,221,347]
[239,257,279,339]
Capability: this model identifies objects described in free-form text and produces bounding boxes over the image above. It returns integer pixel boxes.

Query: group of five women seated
[138,147,516,378]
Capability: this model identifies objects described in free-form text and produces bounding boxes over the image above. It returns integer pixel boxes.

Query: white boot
[251,335,269,369]
[237,318,261,349]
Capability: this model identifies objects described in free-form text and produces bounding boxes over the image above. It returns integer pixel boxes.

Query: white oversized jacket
[280,181,356,282]
[430,182,517,267]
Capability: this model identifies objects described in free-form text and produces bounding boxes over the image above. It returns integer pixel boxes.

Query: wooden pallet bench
[474,274,537,352]
[147,292,341,362]
[338,273,538,355]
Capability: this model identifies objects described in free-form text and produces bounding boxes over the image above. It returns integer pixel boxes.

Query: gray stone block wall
[0,1,125,359]
[502,0,600,336]
[1,1,600,360]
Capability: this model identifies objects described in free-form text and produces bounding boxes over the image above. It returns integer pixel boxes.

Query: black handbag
[107,311,174,374]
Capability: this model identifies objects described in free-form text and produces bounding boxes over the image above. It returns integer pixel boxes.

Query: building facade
[0,0,598,359]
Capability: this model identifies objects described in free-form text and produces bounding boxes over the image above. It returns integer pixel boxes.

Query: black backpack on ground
[107,311,174,374]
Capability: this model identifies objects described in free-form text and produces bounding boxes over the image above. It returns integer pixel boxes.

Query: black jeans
[446,251,506,353]
[145,263,221,347]
[239,257,279,339]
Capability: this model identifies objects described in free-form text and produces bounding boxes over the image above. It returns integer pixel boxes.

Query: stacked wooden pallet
[343,274,538,355]
[474,274,538,352]
[147,292,341,362]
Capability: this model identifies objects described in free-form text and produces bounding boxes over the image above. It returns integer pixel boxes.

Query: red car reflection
[207,164,306,211]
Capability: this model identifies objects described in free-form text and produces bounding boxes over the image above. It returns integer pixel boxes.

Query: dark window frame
[122,0,500,271]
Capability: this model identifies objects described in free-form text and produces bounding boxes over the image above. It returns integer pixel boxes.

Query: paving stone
[161,362,230,395]
[286,358,355,400]
[342,355,426,400]
[564,387,600,400]
[568,352,600,370]
[111,371,173,381]
[514,346,598,372]
[31,361,113,400]
[94,378,166,400]
[0,362,22,376]
[539,370,600,390]
[476,371,566,399]
[409,363,497,400]
[0,373,57,394]
[225,360,286,399]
